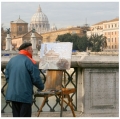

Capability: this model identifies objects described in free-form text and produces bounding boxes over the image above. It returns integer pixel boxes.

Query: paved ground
[1,111,118,117]
[1,111,82,117]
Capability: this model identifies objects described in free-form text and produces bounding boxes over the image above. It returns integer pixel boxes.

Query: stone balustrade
[1,52,119,117]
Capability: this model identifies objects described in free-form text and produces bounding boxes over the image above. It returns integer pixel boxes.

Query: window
[112,45,113,49]
[112,38,113,42]
[19,26,22,31]
[108,38,110,42]
[105,25,107,28]
[72,31,76,34]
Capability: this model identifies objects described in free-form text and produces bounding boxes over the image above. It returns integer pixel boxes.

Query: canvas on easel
[37,42,76,117]
[39,42,73,70]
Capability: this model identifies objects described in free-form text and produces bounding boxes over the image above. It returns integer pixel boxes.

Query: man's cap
[18,42,32,51]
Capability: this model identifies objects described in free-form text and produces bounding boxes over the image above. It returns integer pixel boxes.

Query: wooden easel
[34,70,76,117]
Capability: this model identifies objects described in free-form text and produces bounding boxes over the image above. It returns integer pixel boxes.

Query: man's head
[18,42,33,55]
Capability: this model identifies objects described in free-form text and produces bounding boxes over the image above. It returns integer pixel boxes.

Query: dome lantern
[37,5,42,12]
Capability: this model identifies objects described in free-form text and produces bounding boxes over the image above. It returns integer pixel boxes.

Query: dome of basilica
[51,24,57,31]
[29,5,50,34]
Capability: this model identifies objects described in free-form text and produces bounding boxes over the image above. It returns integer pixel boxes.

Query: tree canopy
[88,34,107,52]
[56,33,107,52]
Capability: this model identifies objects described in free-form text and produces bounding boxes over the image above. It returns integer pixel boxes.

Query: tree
[56,33,88,51]
[76,35,88,51]
[56,33,71,42]
[56,33,107,52]
[56,33,73,49]
[88,34,107,52]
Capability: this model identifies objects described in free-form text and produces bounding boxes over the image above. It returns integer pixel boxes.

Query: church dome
[51,24,57,31]
[29,5,50,34]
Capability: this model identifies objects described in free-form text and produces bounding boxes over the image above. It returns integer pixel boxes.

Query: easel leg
[37,97,48,117]
[67,95,76,117]
[60,92,63,117]
[60,94,76,117]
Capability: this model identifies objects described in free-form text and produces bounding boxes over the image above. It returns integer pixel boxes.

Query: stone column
[5,34,12,51]
[10,41,13,51]
[31,32,36,50]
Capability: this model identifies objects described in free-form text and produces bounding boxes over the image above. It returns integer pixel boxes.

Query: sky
[1,1,119,30]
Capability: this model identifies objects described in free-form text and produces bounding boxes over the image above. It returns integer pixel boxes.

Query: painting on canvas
[39,42,73,70]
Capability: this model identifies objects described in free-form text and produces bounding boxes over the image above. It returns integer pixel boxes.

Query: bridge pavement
[1,111,82,117]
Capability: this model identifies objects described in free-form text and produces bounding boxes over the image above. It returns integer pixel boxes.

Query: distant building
[12,30,42,50]
[29,5,50,34]
[10,16,28,39]
[103,18,119,50]
[41,26,85,42]
[51,24,57,31]
[1,5,87,50]
[87,18,119,50]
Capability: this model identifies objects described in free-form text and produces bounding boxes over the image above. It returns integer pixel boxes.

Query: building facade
[87,18,119,50]
[12,30,42,50]
[10,17,42,50]
[10,17,28,38]
[41,26,85,42]
[103,18,119,50]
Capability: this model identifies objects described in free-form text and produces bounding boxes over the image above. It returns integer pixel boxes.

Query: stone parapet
[1,53,119,117]
[1,54,119,68]
[89,52,119,56]
[76,55,118,68]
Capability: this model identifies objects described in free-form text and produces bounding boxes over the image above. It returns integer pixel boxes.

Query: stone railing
[1,53,119,117]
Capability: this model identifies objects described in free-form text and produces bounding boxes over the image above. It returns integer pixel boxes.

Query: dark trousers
[12,101,32,117]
